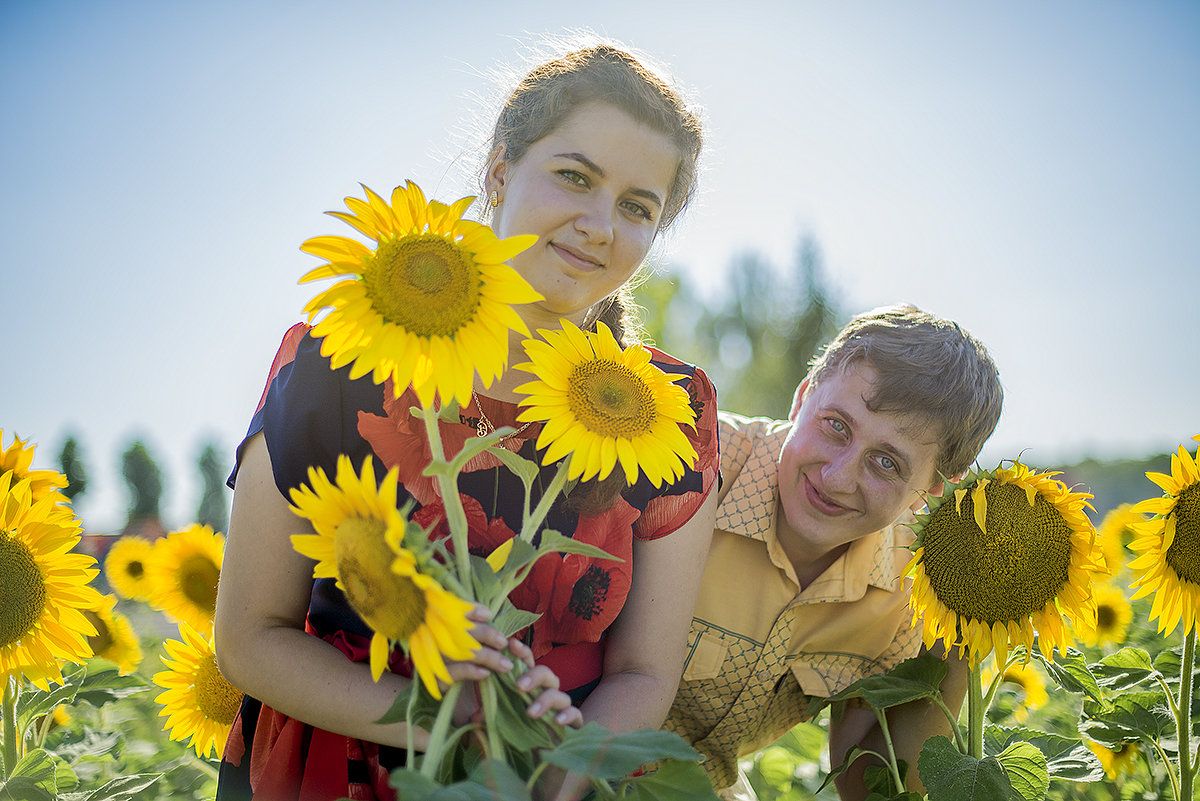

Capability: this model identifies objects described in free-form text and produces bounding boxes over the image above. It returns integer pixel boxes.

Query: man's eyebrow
[554,152,664,209]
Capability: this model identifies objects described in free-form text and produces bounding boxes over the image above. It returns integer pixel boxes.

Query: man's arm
[828,645,968,800]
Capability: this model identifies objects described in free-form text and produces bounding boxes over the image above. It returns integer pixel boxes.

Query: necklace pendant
[477,419,490,438]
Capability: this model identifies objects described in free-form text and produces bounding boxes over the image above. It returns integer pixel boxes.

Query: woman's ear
[484,144,508,195]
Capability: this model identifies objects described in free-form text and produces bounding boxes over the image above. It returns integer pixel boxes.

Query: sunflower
[1077,582,1133,649]
[1127,438,1200,636]
[299,181,542,407]
[905,462,1106,666]
[0,430,74,524]
[289,455,479,697]
[153,622,244,759]
[1086,740,1141,781]
[1096,503,1145,576]
[145,524,224,634]
[984,661,1048,723]
[0,470,105,688]
[85,595,143,674]
[513,320,698,488]
[104,534,157,601]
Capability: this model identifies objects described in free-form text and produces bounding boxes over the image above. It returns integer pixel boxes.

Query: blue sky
[3,1,1197,532]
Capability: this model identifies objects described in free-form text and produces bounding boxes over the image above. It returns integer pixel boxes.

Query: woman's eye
[621,200,653,221]
[558,169,587,186]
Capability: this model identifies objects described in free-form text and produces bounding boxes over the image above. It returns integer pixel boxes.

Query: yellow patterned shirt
[664,413,921,789]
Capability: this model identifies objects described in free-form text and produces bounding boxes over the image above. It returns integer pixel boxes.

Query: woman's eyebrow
[554,152,664,209]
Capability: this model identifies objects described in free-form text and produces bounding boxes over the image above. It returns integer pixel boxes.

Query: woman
[214,39,719,801]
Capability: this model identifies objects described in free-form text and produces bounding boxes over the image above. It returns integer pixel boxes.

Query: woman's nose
[573,193,614,244]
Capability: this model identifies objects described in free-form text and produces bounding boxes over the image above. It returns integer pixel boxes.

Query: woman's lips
[551,242,603,272]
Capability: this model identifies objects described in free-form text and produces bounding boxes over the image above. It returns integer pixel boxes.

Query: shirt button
[757,670,773,683]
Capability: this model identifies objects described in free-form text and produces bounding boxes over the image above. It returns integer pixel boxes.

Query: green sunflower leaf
[984,725,1104,782]
[1080,691,1174,747]
[918,736,1013,801]
[540,723,701,779]
[617,759,721,800]
[536,530,623,562]
[1091,647,1161,691]
[466,759,533,800]
[995,741,1048,801]
[1032,647,1105,702]
[0,749,59,801]
[487,444,541,488]
[59,773,163,801]
[826,651,948,710]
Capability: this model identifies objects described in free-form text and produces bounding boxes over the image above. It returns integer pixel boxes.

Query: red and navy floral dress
[216,323,719,801]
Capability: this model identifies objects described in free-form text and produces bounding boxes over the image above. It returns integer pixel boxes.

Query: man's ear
[788,377,811,421]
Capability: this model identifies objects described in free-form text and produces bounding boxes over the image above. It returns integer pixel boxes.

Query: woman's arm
[214,433,532,748]
[579,486,719,733]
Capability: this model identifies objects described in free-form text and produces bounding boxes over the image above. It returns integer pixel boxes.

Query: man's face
[775,361,942,560]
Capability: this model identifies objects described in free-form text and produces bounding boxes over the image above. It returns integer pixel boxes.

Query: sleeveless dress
[216,323,719,801]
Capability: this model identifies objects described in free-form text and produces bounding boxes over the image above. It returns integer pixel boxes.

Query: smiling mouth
[804,475,851,515]
[551,242,603,271]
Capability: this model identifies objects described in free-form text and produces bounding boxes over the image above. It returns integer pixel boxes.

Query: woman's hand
[446,606,582,728]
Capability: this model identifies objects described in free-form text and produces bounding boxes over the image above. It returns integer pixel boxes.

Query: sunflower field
[3,176,1198,800]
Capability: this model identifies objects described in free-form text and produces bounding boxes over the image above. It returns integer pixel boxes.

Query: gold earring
[489,190,499,208]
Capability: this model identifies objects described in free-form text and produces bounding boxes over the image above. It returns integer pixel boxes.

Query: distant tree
[638,234,843,418]
[122,440,163,522]
[58,435,88,501]
[196,442,228,532]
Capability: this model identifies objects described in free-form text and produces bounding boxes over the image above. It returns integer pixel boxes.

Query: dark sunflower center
[179,554,221,615]
[1096,603,1117,631]
[0,534,47,647]
[195,653,244,725]
[364,234,481,338]
[921,481,1072,625]
[1165,482,1200,585]
[567,361,656,439]
[85,610,114,656]
[335,517,427,640]
[125,559,145,580]
[568,565,611,621]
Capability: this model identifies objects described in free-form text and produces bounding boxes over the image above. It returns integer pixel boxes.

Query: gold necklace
[472,390,533,441]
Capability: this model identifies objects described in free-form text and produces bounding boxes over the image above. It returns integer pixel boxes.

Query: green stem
[480,675,504,760]
[420,682,463,780]
[521,459,572,542]
[2,675,17,778]
[875,709,906,794]
[967,660,984,759]
[421,405,475,600]
[1150,737,1181,801]
[931,694,968,753]
[1176,627,1195,801]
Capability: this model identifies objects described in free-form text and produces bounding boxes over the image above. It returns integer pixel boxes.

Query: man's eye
[879,455,896,472]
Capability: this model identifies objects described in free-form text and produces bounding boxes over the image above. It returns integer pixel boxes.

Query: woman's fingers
[507,636,535,668]
[517,665,582,726]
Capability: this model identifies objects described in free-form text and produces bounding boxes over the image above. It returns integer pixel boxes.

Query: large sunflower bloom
[145,524,224,634]
[1077,582,1133,649]
[0,470,105,688]
[289,455,479,697]
[85,595,143,674]
[905,462,1106,666]
[104,534,157,601]
[153,622,244,759]
[300,181,541,407]
[514,320,698,488]
[0,430,74,524]
[1127,437,1200,636]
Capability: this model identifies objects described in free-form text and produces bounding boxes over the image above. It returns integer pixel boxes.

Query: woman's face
[487,101,679,328]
